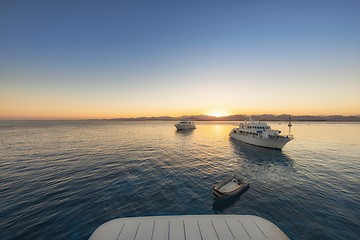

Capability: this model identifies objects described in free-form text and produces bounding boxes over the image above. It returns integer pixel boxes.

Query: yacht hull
[230,132,291,150]
[175,125,196,130]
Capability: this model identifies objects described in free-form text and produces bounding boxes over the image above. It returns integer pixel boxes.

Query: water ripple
[0,121,359,240]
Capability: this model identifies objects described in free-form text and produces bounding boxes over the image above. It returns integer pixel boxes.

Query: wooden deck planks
[169,218,185,240]
[89,215,289,240]
[211,218,235,240]
[225,218,252,240]
[197,218,218,240]
[134,220,154,240]
[250,216,288,240]
[240,216,267,240]
[89,219,125,240]
[152,218,168,240]
[118,220,139,240]
[183,218,202,240]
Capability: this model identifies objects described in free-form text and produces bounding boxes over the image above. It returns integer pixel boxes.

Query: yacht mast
[288,117,292,137]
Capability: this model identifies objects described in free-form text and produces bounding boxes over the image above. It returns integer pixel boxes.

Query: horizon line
[1,113,360,121]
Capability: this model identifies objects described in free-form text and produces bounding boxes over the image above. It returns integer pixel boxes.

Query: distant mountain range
[110,114,360,122]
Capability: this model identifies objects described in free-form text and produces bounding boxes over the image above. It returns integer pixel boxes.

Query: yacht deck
[89,214,289,240]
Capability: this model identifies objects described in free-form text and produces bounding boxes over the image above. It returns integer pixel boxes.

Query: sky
[1,0,360,120]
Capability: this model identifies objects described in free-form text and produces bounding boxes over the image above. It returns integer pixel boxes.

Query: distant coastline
[108,114,360,122]
[3,114,360,122]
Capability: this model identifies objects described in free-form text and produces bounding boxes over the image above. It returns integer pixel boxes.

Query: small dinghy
[213,177,249,198]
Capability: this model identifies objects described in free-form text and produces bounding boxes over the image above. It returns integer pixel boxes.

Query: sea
[0,120,359,240]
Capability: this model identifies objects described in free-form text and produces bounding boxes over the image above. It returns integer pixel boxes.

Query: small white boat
[213,177,249,198]
[229,119,293,150]
[175,120,196,130]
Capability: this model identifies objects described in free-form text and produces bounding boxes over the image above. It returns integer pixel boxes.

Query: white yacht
[229,119,293,149]
[175,120,196,130]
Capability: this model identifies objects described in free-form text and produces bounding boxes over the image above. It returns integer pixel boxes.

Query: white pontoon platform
[89,214,289,240]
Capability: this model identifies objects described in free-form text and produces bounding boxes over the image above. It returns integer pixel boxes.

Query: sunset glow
[207,110,230,118]
[0,1,359,120]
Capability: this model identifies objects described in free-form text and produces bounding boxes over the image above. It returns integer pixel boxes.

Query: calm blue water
[0,121,359,239]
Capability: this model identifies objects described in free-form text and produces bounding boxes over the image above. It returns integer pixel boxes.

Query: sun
[207,110,230,118]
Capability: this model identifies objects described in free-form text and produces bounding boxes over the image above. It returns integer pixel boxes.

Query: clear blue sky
[1,0,360,119]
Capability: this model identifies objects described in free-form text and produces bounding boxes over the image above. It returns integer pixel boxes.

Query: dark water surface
[1,121,359,239]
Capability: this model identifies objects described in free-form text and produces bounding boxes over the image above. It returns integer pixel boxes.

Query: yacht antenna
[288,117,292,137]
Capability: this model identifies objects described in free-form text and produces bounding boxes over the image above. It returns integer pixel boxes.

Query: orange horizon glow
[1,89,360,120]
[206,110,231,118]
[1,109,359,120]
